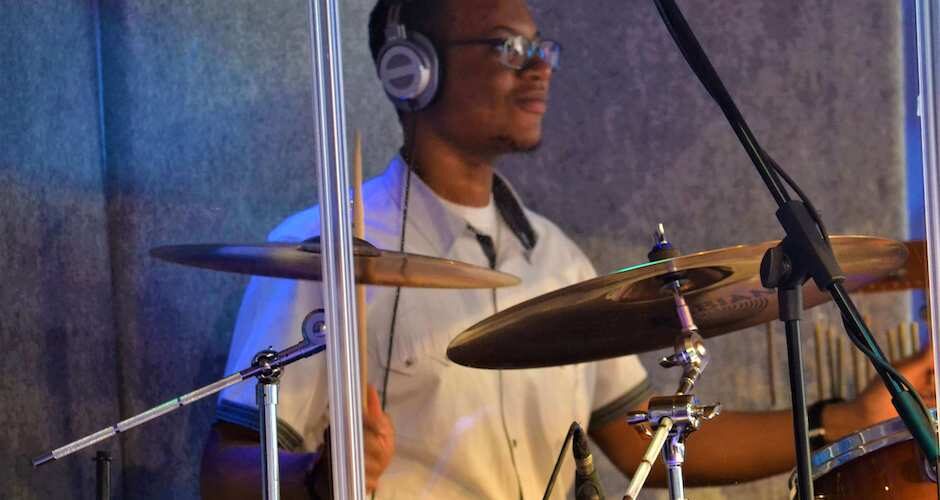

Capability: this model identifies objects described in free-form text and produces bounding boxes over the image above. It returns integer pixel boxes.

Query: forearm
[593,405,861,487]
[680,409,798,485]
[201,422,322,500]
[681,402,865,484]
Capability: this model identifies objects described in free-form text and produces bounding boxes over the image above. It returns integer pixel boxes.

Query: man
[201,0,936,498]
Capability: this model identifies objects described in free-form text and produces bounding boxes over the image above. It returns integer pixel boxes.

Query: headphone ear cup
[377,31,440,112]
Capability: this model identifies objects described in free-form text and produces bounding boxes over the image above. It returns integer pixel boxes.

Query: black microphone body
[573,423,605,500]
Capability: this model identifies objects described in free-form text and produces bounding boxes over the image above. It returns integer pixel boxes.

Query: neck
[404,121,496,208]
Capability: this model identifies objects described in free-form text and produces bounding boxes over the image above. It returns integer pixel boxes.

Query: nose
[522,55,552,81]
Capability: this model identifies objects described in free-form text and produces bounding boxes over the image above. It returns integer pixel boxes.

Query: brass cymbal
[151,237,520,289]
[857,240,927,293]
[447,235,908,369]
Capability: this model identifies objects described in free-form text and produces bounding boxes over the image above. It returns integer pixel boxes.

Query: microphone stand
[650,1,940,498]
[94,451,110,500]
[33,310,329,500]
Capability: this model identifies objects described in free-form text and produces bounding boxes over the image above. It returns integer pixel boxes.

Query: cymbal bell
[151,237,520,289]
[447,235,908,369]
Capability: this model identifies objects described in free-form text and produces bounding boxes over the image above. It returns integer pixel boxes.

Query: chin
[492,131,543,154]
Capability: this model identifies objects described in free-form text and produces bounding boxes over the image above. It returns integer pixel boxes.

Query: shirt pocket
[372,289,453,381]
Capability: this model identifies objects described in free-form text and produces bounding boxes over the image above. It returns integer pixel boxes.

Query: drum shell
[790,411,939,499]
[815,439,936,499]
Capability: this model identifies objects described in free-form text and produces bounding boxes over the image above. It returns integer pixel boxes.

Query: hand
[828,346,936,440]
[363,384,395,493]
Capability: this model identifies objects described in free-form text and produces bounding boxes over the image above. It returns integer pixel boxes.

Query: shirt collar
[380,155,538,257]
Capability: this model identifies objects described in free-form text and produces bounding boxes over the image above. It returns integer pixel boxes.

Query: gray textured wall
[1,1,918,499]
[2,2,122,498]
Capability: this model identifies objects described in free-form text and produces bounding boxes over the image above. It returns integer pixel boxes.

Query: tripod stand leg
[663,434,686,500]
[623,418,673,500]
[258,379,281,500]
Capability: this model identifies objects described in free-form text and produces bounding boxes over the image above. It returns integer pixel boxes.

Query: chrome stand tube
[255,350,282,500]
[916,2,940,465]
[306,0,366,498]
[33,310,328,500]
[623,418,673,500]
[663,434,687,500]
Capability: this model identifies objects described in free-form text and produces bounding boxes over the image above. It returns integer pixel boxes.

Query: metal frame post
[306,0,366,498]
[915,0,940,466]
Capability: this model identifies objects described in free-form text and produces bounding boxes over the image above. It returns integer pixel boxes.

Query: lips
[515,91,549,114]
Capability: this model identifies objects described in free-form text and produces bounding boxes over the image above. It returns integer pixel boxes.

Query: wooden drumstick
[852,320,866,396]
[827,327,844,399]
[766,322,777,407]
[353,130,368,408]
[863,314,874,384]
[852,345,865,396]
[910,322,921,353]
[837,331,848,399]
[899,321,913,358]
[887,326,899,363]
[814,322,826,399]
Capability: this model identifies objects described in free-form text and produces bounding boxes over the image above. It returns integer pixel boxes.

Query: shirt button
[404,358,415,367]
[512,439,518,448]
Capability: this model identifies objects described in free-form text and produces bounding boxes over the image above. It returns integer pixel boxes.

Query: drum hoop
[810,409,938,480]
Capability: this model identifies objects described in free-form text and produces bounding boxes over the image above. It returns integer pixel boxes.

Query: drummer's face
[427,0,551,155]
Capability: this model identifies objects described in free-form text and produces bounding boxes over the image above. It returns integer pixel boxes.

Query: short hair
[367,0,447,64]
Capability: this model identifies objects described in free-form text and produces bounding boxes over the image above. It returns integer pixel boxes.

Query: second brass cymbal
[447,235,908,369]
[857,240,927,293]
[151,237,520,289]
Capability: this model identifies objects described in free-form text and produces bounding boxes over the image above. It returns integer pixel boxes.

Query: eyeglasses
[445,35,562,71]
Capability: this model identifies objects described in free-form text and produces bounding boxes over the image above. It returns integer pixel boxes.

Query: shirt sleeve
[589,355,653,429]
[560,228,654,428]
[216,274,331,452]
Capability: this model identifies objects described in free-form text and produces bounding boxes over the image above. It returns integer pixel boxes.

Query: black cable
[653,0,837,246]
[372,125,417,500]
[652,0,791,206]
[542,423,578,500]
[760,147,830,242]
[380,119,418,412]
[839,311,933,420]
[654,0,836,245]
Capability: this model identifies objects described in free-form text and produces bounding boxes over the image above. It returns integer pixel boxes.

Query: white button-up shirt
[218,156,650,499]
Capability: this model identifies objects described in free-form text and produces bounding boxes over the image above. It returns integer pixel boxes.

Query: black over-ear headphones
[376,1,441,112]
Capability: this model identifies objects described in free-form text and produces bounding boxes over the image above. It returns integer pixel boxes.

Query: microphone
[573,423,605,500]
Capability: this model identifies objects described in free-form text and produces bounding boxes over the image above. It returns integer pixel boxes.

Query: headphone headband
[385,3,406,41]
[376,0,440,112]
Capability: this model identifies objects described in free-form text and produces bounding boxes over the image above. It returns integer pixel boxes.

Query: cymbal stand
[623,228,720,500]
[34,310,328,500]
[650,3,938,497]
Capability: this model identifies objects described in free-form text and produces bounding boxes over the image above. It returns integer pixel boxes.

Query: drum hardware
[33,310,328,500]
[254,348,285,499]
[625,395,720,500]
[620,227,721,500]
